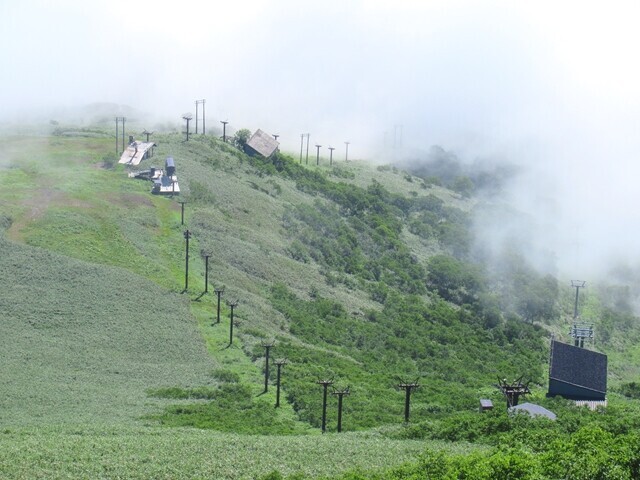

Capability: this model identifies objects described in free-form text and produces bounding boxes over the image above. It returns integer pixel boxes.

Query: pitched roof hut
[244,129,279,158]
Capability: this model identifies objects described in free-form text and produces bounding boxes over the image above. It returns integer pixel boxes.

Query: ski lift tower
[570,280,593,348]
[496,377,531,408]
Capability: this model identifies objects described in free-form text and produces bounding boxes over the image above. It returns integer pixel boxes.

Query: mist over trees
[399,144,640,335]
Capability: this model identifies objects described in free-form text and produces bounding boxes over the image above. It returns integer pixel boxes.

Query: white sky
[2,0,640,278]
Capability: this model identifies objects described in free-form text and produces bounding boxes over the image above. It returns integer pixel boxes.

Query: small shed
[479,399,494,412]
[244,129,279,158]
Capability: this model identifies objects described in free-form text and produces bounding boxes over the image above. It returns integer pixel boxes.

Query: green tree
[516,274,559,324]
[451,175,475,197]
[427,254,484,304]
[233,128,251,149]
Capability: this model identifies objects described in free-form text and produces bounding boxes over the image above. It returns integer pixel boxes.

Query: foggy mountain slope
[6,0,640,475]
[101,129,553,426]
[2,124,640,435]
[399,145,640,378]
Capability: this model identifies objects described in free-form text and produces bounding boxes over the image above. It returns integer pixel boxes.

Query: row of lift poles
[180,203,419,432]
[117,100,354,166]
[115,117,154,156]
[180,210,288,407]
[184,118,353,165]
[186,106,354,164]
[299,133,350,165]
[182,208,590,427]
[182,99,207,142]
[156,99,355,166]
[187,99,354,163]
[118,103,400,433]
[117,100,207,149]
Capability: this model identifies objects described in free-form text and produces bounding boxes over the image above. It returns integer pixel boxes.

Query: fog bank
[3,1,640,280]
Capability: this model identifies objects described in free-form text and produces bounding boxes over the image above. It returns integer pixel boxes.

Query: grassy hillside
[0,129,461,477]
[0,232,216,426]
[2,124,640,478]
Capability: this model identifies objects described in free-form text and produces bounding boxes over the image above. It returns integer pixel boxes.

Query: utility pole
[315,144,321,166]
[142,129,153,142]
[331,387,351,433]
[305,134,310,165]
[121,117,126,153]
[195,101,199,134]
[195,99,205,134]
[393,124,404,149]
[261,341,275,393]
[182,114,192,141]
[398,379,419,423]
[328,147,335,166]
[299,134,304,163]
[183,230,191,292]
[571,280,586,320]
[221,120,229,143]
[272,134,279,141]
[115,117,126,155]
[178,201,186,226]
[345,141,350,162]
[274,358,287,408]
[203,253,211,294]
[115,117,120,156]
[316,379,334,433]
[227,300,238,346]
[214,288,224,325]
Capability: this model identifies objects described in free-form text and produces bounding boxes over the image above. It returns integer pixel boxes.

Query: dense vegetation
[269,283,545,430]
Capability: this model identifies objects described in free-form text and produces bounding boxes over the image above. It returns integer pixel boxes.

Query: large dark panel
[548,340,607,398]
[548,379,605,400]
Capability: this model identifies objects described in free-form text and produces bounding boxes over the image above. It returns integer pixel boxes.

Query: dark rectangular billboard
[548,340,607,399]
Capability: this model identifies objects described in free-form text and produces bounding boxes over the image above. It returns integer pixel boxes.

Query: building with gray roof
[244,129,279,158]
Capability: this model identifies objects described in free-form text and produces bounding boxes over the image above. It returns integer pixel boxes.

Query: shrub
[233,128,251,149]
[188,180,216,204]
[427,254,484,305]
[212,369,240,383]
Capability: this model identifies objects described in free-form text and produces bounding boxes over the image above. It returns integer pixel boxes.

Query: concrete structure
[244,129,279,158]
